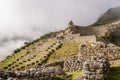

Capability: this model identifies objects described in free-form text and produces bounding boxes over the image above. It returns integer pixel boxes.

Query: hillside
[0,11,120,80]
[93,6,120,26]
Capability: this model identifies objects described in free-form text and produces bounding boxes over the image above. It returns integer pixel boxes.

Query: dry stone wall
[63,42,119,72]
[63,56,82,72]
[78,42,120,64]
[0,65,65,80]
[75,54,110,80]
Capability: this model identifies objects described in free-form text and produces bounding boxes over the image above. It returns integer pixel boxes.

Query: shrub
[38,63,42,66]
[5,55,12,59]
[12,66,15,68]
[21,66,25,69]
[14,48,21,53]
[21,46,25,49]
[16,59,19,61]
[33,55,36,57]
[17,68,20,71]
[15,65,18,67]
[36,61,39,63]
[101,32,116,43]
[11,61,16,65]
[28,59,31,61]
[31,62,35,65]
[27,64,30,66]
[23,60,26,62]
[3,67,8,69]
[8,68,12,71]
[40,32,54,40]
[24,42,29,45]
[8,64,12,67]
[19,62,22,64]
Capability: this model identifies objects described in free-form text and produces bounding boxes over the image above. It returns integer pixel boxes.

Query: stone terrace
[78,42,120,65]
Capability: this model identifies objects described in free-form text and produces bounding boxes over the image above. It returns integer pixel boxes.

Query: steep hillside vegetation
[0,37,79,71]
[0,38,59,70]
[47,42,79,64]
[93,6,120,26]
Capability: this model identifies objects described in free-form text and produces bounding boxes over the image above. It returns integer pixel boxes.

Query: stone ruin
[0,41,117,80]
[75,54,110,80]
[0,65,65,80]
[78,42,120,64]
[62,41,120,80]
[63,42,111,80]
[63,56,82,72]
[63,42,114,72]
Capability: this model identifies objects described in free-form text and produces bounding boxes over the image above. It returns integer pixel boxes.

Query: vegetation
[14,48,21,53]
[47,42,79,64]
[92,18,117,26]
[101,32,116,43]
[106,65,120,80]
[0,31,54,69]
[91,11,118,26]
[55,71,82,80]
[0,50,28,69]
[56,64,120,80]
[55,75,66,80]
[67,71,82,80]
[0,11,120,79]
[40,32,55,40]
[0,38,56,70]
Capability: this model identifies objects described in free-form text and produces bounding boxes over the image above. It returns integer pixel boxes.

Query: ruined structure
[0,19,120,80]
[75,54,110,80]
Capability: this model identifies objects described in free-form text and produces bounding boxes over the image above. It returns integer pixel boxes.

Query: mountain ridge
[93,6,120,26]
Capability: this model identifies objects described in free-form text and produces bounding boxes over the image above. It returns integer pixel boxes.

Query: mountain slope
[0,6,120,72]
[93,6,120,26]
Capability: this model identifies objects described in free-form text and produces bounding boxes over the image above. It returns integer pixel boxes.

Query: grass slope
[0,50,28,69]
[67,71,82,80]
[47,42,79,64]
[55,71,82,80]
[0,38,56,70]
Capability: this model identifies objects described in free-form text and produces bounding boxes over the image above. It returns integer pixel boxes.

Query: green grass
[55,71,82,80]
[56,64,120,80]
[55,64,120,80]
[55,75,66,80]
[106,65,120,80]
[0,39,56,70]
[0,50,28,69]
[47,42,79,64]
[67,71,82,80]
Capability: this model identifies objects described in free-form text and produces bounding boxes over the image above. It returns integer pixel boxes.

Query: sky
[0,0,120,60]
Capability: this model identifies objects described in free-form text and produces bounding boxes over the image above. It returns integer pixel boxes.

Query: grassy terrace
[0,50,28,69]
[47,42,79,64]
[0,38,56,70]
[56,71,82,80]
[67,71,82,80]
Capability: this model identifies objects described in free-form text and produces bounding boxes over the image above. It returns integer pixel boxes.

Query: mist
[0,0,120,60]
